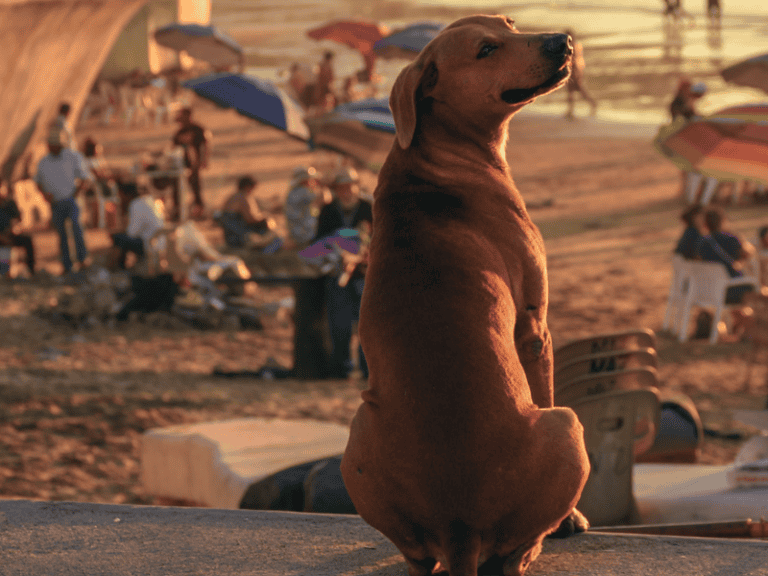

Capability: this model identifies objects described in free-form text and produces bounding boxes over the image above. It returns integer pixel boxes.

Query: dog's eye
[477,44,498,59]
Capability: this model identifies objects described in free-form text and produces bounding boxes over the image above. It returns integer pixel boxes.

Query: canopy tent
[0,0,148,183]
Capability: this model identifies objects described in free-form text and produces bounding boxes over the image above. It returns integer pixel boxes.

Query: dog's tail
[444,519,482,576]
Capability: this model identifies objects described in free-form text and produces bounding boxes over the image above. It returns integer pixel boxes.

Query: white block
[141,418,350,509]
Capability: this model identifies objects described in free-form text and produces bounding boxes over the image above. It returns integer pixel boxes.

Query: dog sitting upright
[340,15,590,576]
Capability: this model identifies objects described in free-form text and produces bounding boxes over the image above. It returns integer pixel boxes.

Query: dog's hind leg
[404,555,438,576]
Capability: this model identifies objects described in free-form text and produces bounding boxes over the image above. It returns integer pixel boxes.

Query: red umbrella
[306,20,389,53]
[653,103,768,184]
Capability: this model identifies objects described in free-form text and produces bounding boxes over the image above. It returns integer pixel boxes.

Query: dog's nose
[542,34,572,58]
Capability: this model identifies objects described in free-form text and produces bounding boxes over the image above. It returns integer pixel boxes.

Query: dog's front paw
[548,508,589,539]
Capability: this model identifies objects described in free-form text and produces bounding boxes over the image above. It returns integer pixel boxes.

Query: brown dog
[340,14,590,576]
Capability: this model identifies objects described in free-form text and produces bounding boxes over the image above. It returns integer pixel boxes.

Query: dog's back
[341,15,589,576]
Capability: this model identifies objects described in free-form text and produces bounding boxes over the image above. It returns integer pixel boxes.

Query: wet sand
[216,0,768,124]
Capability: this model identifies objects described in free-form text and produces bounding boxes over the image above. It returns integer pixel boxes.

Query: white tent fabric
[0,0,148,180]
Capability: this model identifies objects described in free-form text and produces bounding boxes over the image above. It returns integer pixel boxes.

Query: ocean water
[211,0,768,124]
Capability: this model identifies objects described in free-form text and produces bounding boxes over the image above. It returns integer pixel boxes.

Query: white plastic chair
[677,260,759,343]
[663,254,692,337]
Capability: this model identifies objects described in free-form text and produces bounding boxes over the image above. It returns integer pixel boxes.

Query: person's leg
[565,86,576,119]
[11,234,34,274]
[351,279,368,378]
[188,168,203,208]
[50,200,72,273]
[325,278,355,378]
[292,279,330,379]
[684,172,704,204]
[67,198,89,264]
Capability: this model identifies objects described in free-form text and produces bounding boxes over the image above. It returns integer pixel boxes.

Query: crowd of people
[3,95,374,380]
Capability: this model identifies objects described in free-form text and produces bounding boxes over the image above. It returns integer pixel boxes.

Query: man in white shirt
[35,130,93,274]
[109,181,165,269]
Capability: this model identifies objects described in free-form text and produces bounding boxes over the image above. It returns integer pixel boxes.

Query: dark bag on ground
[116,274,178,321]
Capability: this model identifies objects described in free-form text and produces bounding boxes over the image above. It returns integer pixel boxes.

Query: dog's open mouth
[500,64,571,105]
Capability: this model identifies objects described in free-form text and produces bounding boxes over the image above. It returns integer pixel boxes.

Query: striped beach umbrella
[182,73,310,140]
[373,22,444,60]
[653,103,768,184]
[155,23,243,69]
[721,53,768,94]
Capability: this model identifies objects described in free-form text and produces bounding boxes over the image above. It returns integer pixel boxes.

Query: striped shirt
[35,149,93,202]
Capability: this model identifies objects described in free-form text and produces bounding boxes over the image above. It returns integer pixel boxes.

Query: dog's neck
[414,107,513,173]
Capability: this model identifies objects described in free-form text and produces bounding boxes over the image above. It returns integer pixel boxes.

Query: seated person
[0,189,35,276]
[674,204,703,259]
[219,175,282,253]
[109,182,166,270]
[697,207,756,304]
[81,137,120,228]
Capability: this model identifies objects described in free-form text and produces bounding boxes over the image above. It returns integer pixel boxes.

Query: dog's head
[390,15,573,149]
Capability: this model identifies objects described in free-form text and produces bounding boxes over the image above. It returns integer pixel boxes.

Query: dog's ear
[390,59,439,149]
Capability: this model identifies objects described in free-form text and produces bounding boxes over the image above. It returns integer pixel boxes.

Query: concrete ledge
[1,500,767,575]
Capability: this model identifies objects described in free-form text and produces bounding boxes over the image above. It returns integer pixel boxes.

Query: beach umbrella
[653,103,768,184]
[306,20,389,54]
[721,53,768,93]
[333,98,395,133]
[305,98,396,171]
[373,22,444,60]
[155,23,243,68]
[182,73,310,140]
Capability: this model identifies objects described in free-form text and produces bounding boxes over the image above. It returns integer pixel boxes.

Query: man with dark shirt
[697,207,756,304]
[0,190,35,276]
[172,107,210,218]
[314,167,373,379]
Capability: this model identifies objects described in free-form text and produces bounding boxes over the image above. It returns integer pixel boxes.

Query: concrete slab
[140,418,350,509]
[1,500,767,575]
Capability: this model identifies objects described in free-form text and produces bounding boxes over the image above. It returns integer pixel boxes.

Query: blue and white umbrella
[333,98,395,133]
[373,22,444,60]
[155,23,243,68]
[183,73,310,140]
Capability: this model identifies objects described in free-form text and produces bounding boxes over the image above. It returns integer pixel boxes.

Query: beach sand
[3,2,768,506]
[1,92,766,505]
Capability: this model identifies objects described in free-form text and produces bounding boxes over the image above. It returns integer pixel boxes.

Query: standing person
[314,167,372,379]
[669,79,706,121]
[34,130,93,275]
[49,102,76,149]
[81,136,119,228]
[564,29,597,120]
[287,165,330,380]
[171,107,210,219]
[285,165,325,248]
[707,0,721,19]
[669,80,717,204]
[313,51,336,111]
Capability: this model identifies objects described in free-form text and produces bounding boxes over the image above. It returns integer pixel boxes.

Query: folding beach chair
[555,367,659,407]
[570,388,661,526]
[554,328,656,372]
[554,347,658,391]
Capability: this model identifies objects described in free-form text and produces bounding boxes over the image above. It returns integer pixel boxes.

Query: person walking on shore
[35,130,93,275]
[172,107,210,219]
[564,29,598,120]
